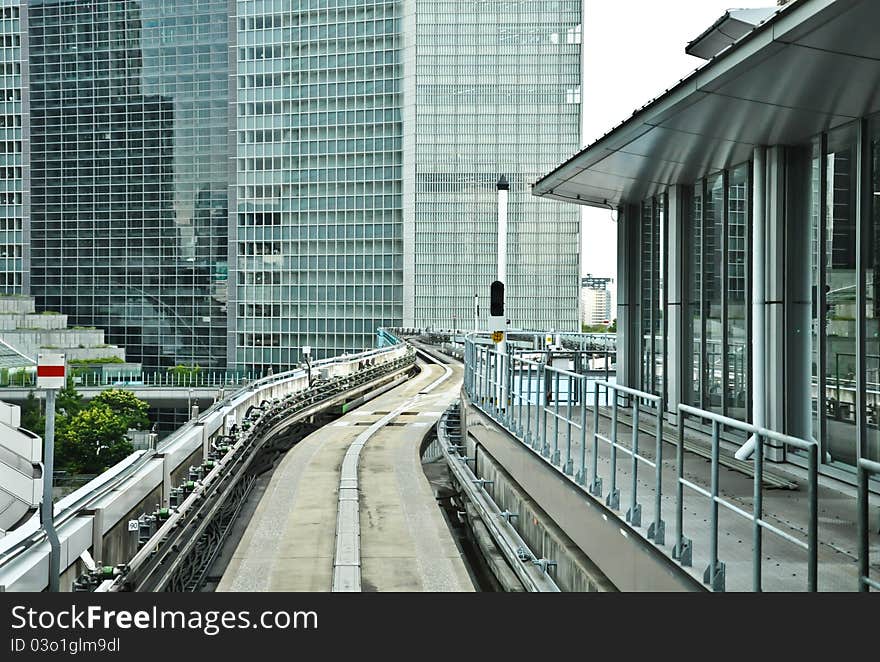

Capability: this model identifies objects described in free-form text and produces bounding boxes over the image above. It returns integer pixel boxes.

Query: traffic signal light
[490,280,504,316]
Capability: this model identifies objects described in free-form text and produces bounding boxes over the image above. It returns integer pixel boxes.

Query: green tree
[56,404,133,474]
[609,318,618,333]
[166,364,201,385]
[90,389,150,431]
[20,391,44,437]
[57,376,84,418]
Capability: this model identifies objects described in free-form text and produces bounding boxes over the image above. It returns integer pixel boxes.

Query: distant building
[580,275,612,326]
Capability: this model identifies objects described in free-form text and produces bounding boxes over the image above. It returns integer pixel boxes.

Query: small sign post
[37,352,65,592]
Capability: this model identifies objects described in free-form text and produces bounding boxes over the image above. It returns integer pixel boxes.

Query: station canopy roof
[0,337,35,370]
[533,0,880,209]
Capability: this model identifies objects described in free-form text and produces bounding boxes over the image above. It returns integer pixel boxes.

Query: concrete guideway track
[218,351,473,592]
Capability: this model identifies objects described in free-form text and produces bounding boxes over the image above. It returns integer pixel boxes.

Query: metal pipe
[675,407,685,558]
[553,369,560,464]
[709,420,720,588]
[753,433,763,591]
[578,375,587,483]
[591,381,600,494]
[564,373,573,473]
[42,388,60,592]
[652,403,663,544]
[808,442,818,591]
[629,403,640,525]
[736,146,766,460]
[857,460,869,591]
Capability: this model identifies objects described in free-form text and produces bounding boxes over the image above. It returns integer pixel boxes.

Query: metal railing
[592,382,664,543]
[464,337,665,543]
[463,335,824,592]
[675,404,818,592]
[858,457,880,591]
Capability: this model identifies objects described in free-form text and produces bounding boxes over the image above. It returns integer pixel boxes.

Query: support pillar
[666,186,685,415]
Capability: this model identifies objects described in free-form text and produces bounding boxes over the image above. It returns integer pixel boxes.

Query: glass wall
[682,163,751,421]
[705,174,724,413]
[639,194,664,399]
[807,119,880,469]
[688,184,703,407]
[727,164,749,419]
[821,126,858,465]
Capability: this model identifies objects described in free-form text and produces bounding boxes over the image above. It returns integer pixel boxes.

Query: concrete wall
[474,446,615,591]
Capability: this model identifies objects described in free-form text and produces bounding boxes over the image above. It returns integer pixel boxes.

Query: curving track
[217,348,474,592]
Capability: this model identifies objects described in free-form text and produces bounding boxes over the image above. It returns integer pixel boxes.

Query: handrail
[675,404,818,592]
[857,457,880,591]
[463,333,824,592]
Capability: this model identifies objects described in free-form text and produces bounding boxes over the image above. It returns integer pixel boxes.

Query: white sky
[579,0,779,311]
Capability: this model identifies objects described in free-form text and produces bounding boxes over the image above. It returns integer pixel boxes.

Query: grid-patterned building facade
[406,0,581,331]
[233,0,404,366]
[5,0,581,374]
[0,1,26,294]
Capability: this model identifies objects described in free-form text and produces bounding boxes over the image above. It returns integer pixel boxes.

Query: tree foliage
[56,404,133,474]
[166,364,201,384]
[90,389,150,431]
[57,376,84,418]
[37,382,151,475]
[20,391,44,437]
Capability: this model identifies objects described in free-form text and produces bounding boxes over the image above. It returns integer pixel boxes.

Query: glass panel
[810,144,822,451]
[705,174,724,413]
[689,183,703,407]
[726,164,748,418]
[825,127,857,466]
[867,128,880,463]
[654,196,665,397]
[640,199,653,393]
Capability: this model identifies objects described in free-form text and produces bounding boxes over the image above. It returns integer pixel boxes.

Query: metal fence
[858,457,880,591]
[464,336,824,592]
[675,405,818,592]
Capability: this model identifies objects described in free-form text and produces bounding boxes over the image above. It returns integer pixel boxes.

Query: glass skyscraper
[406,0,581,331]
[27,0,229,370]
[4,0,580,374]
[234,0,403,366]
[0,0,26,295]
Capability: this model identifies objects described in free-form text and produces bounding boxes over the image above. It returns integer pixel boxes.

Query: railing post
[552,369,561,465]
[590,382,602,496]
[525,362,533,447]
[516,357,524,437]
[540,363,549,457]
[564,373,573,475]
[753,433,763,592]
[672,407,691,566]
[576,375,587,484]
[648,400,665,545]
[606,393,620,510]
[858,460,869,592]
[704,419,725,591]
[808,441,818,592]
[626,402,641,526]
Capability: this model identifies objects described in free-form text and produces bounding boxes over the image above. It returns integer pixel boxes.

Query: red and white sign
[37,353,66,389]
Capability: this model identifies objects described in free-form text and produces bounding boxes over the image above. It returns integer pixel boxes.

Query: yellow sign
[492,331,504,343]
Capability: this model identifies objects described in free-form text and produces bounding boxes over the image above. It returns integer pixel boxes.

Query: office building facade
[3,0,580,372]
[405,0,581,332]
[580,274,611,326]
